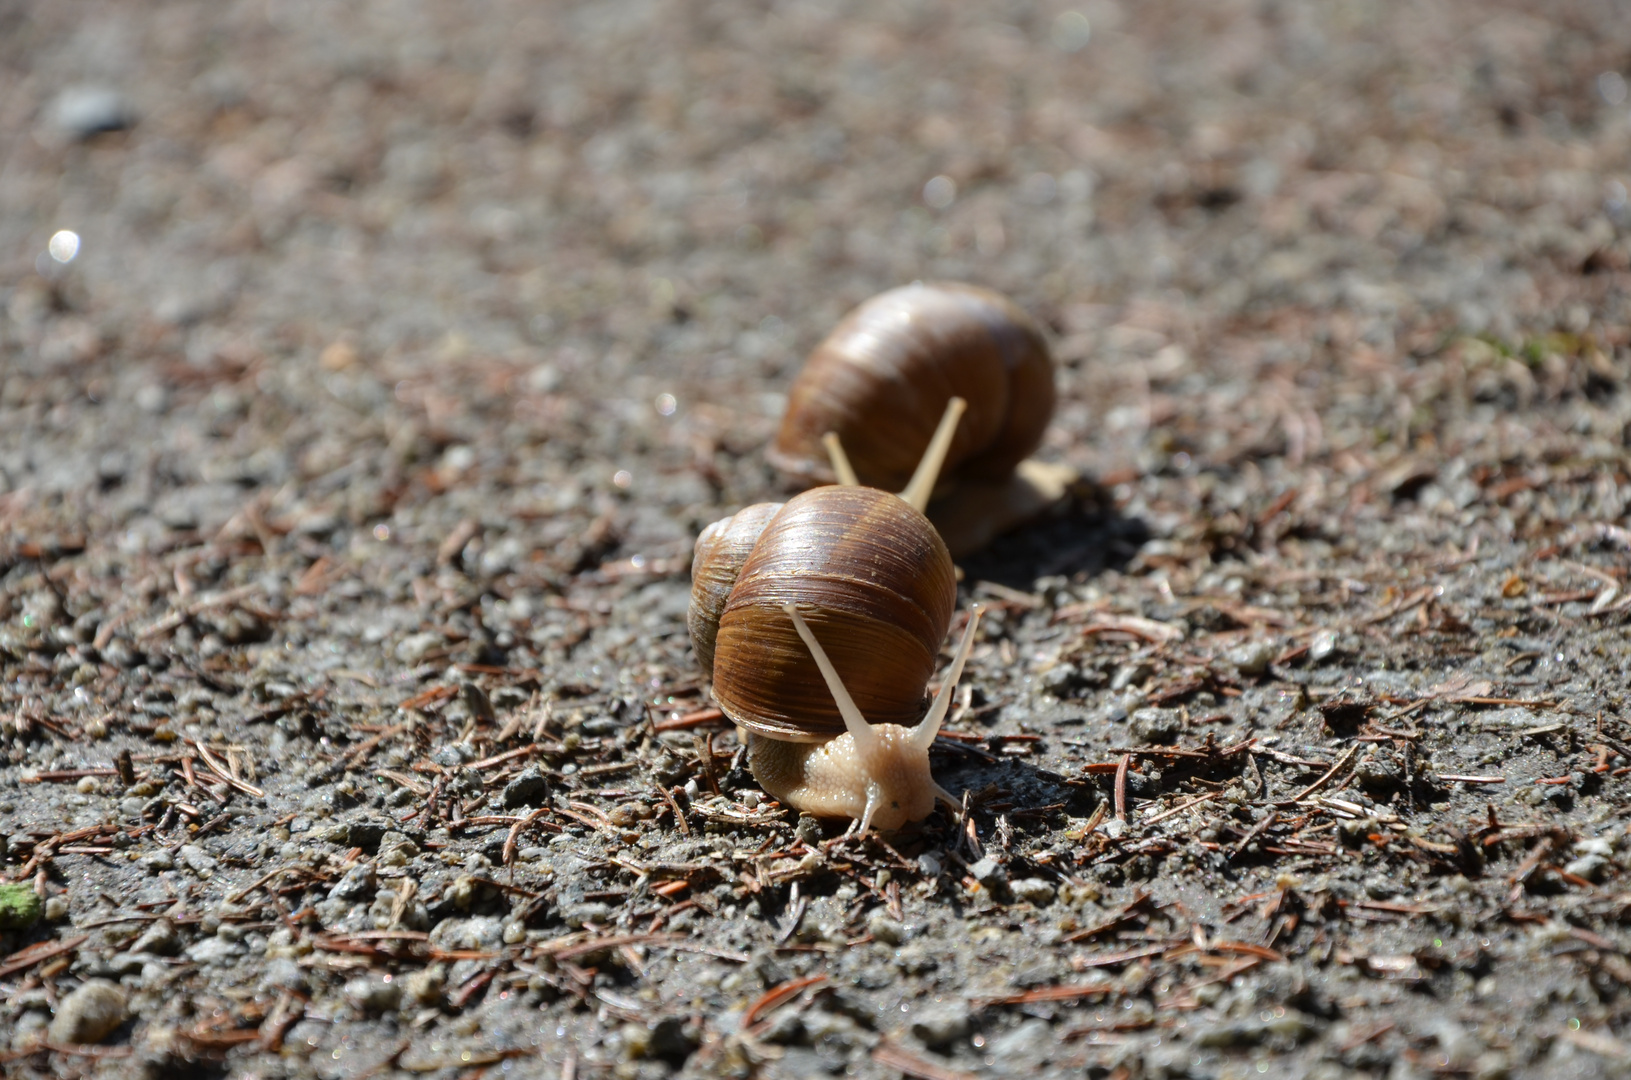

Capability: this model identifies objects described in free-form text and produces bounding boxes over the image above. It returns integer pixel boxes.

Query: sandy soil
[2,1,1631,1077]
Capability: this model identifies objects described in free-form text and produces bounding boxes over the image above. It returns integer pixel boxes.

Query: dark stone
[502,766,550,808]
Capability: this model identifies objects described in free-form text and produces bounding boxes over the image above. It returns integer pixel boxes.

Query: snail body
[768,282,1073,555]
[688,482,979,835]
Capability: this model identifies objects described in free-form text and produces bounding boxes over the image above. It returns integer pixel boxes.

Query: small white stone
[344,974,402,1014]
[48,980,127,1045]
[1010,878,1057,905]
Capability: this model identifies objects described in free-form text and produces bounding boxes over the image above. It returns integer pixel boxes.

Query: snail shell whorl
[705,486,955,743]
[687,502,782,676]
[769,282,1055,492]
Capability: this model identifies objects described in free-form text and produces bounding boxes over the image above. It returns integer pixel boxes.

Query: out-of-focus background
[2,1,1630,1077]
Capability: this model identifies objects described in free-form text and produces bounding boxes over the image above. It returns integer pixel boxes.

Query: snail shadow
[932,747,1094,817]
[957,480,1150,589]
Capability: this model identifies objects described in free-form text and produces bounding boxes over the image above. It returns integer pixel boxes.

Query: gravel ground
[3,1,1631,1077]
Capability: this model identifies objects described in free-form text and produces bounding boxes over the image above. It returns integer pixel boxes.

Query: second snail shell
[767,281,1057,495]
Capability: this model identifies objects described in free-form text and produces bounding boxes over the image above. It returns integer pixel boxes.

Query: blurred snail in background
[689,401,982,835]
[766,281,1076,557]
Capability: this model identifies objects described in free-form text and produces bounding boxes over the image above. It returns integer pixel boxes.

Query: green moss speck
[0,883,43,930]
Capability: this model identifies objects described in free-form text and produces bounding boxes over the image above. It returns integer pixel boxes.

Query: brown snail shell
[694,485,955,743]
[767,281,1056,495]
[687,501,782,676]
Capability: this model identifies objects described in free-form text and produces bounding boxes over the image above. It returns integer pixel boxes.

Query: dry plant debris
[2,0,1631,1078]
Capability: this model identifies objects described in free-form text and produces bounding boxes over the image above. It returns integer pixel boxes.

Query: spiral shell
[693,485,955,742]
[768,281,1055,494]
[687,501,781,675]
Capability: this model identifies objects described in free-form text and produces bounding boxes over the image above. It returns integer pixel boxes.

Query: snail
[766,281,1076,556]
[689,400,983,835]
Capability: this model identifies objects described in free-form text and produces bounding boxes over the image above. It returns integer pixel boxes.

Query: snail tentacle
[822,432,859,487]
[856,783,883,839]
[908,604,982,751]
[783,603,880,755]
[899,396,968,513]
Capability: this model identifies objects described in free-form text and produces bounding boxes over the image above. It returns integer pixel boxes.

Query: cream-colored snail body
[689,406,981,835]
[767,281,1074,556]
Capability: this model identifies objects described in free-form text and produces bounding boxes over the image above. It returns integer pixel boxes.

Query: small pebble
[12,1012,47,1050]
[1226,640,1277,676]
[1363,874,1400,899]
[329,862,377,901]
[1195,1020,1259,1048]
[1564,854,1608,882]
[261,957,307,993]
[1110,661,1154,692]
[429,915,505,949]
[177,845,218,875]
[1010,877,1057,905]
[866,911,905,945]
[800,1010,857,1047]
[395,632,444,664]
[563,902,612,929]
[969,857,1005,885]
[102,641,139,668]
[1040,662,1081,696]
[1129,708,1180,744]
[48,980,127,1044]
[404,965,445,1006]
[910,1002,971,1049]
[1309,629,1339,662]
[760,1008,805,1045]
[101,953,147,978]
[1010,958,1061,988]
[186,938,242,965]
[48,86,135,138]
[986,1017,1050,1058]
[1425,1017,1480,1065]
[1266,1009,1317,1040]
[894,944,938,974]
[345,973,402,1014]
[502,765,550,808]
[130,918,180,956]
[377,831,421,866]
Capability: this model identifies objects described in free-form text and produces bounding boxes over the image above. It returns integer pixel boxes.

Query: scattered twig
[503,807,554,866]
[1114,754,1130,823]
[1277,747,1357,806]
[136,583,264,639]
[1231,811,1280,860]
[743,974,828,1028]
[0,936,89,981]
[871,1039,982,1080]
